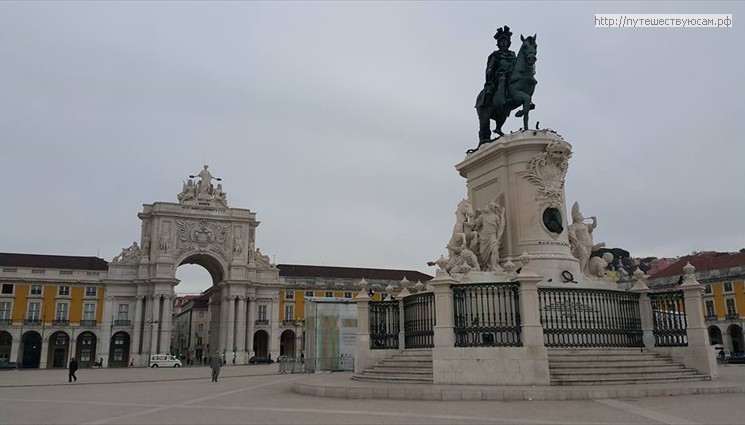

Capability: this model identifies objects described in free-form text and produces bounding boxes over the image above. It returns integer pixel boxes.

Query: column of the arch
[269,297,279,360]
[39,335,50,369]
[159,295,173,355]
[9,329,20,366]
[226,296,236,363]
[150,296,161,355]
[99,296,115,367]
[246,297,255,357]
[131,296,144,365]
[142,296,153,356]
[235,296,247,363]
[219,296,230,355]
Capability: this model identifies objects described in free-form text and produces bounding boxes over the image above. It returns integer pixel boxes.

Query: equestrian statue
[475,26,538,148]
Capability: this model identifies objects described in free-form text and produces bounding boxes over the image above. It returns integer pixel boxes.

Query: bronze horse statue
[475,34,537,146]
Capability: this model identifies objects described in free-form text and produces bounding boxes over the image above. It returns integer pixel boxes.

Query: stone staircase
[352,349,433,383]
[548,348,711,385]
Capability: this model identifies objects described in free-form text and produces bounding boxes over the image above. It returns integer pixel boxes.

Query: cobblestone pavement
[0,364,744,424]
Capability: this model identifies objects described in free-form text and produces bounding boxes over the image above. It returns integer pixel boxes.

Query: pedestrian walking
[210,351,222,382]
[68,357,78,383]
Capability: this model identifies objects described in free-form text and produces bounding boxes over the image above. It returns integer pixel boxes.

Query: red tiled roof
[276,264,432,282]
[649,252,745,278]
[0,252,108,271]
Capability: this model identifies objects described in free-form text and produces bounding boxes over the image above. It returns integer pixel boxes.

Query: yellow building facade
[648,251,745,354]
[0,254,107,369]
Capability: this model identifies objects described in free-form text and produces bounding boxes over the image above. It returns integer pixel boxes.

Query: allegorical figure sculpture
[178,165,228,207]
[190,165,221,197]
[446,199,478,259]
[568,202,606,276]
[473,200,506,271]
[112,242,141,264]
[475,25,538,146]
[588,252,614,279]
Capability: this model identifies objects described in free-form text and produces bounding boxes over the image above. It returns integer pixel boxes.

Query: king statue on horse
[474,25,538,149]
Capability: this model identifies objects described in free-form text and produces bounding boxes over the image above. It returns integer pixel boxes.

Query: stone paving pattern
[0,364,744,424]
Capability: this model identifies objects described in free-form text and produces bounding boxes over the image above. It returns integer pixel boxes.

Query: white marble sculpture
[447,199,477,259]
[178,165,228,207]
[112,242,141,264]
[473,199,506,272]
[567,201,606,276]
[588,252,614,279]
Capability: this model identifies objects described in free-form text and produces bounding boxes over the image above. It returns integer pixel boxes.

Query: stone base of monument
[454,130,614,289]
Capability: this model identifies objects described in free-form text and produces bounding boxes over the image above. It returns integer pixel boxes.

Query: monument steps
[352,349,433,384]
[548,348,710,385]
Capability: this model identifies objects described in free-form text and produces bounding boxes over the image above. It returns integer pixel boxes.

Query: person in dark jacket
[210,351,222,382]
[68,357,78,383]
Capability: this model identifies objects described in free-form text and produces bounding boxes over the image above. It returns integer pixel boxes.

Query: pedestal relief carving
[522,140,571,209]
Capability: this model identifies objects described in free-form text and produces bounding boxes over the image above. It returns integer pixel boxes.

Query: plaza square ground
[1,364,745,424]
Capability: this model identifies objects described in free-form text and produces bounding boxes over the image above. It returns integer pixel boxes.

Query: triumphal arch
[103,166,283,366]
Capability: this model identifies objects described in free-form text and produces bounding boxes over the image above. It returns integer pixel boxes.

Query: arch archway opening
[22,331,42,369]
[177,254,225,288]
[708,326,723,345]
[109,331,131,368]
[0,331,12,363]
[76,331,98,368]
[280,330,296,357]
[47,331,70,368]
[728,325,744,354]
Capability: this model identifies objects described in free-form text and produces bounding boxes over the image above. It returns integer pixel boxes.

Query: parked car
[149,354,182,368]
[0,361,19,370]
[248,356,274,364]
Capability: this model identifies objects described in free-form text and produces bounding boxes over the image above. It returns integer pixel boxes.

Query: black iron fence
[369,301,399,350]
[538,288,643,348]
[452,282,522,347]
[403,292,435,348]
[649,290,688,347]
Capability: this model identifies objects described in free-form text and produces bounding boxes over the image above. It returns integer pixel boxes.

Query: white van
[149,354,182,368]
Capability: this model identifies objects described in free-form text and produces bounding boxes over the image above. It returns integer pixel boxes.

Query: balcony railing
[255,319,269,326]
[0,319,11,325]
[53,319,69,326]
[114,319,131,326]
[726,313,740,320]
[24,318,41,326]
[282,320,296,326]
[80,319,97,327]
[704,315,719,321]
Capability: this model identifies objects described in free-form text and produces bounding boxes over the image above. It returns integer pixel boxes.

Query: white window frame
[284,305,294,322]
[58,286,71,296]
[723,281,733,292]
[85,286,97,297]
[55,302,69,321]
[305,291,314,297]
[117,304,129,321]
[29,284,43,296]
[325,291,333,298]
[705,300,715,317]
[258,305,267,321]
[726,298,737,316]
[83,303,96,321]
[27,301,41,321]
[1,284,14,295]
[0,301,12,321]
[285,291,294,300]
[344,292,352,299]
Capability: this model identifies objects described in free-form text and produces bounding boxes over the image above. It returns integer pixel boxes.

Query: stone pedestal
[456,131,612,289]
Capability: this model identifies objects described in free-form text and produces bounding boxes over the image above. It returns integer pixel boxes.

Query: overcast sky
[1,2,743,294]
